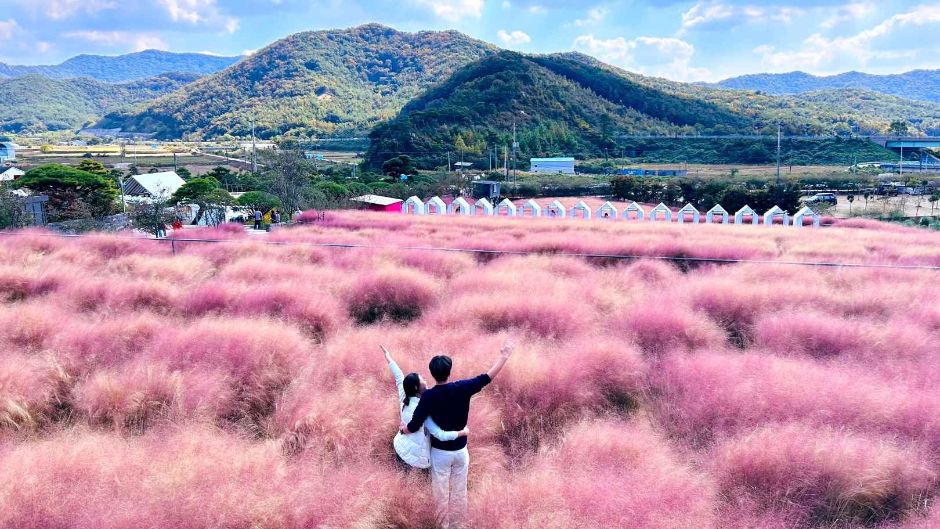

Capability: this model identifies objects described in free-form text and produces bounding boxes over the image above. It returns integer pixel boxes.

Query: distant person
[273,210,281,224]
[404,341,514,528]
[293,209,303,222]
[172,218,183,231]
[381,346,468,470]
[253,208,262,230]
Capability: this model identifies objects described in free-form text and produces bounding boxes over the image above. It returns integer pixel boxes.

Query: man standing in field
[403,343,513,528]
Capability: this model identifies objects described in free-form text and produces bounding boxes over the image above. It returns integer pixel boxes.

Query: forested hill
[98,24,497,140]
[364,52,940,169]
[0,50,241,83]
[716,70,940,103]
[0,73,201,133]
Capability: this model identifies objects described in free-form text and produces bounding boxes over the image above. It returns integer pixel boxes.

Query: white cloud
[754,3,940,73]
[573,34,712,81]
[41,0,117,21]
[411,0,485,20]
[527,5,547,14]
[820,2,874,29]
[575,7,608,27]
[497,29,532,46]
[65,31,169,52]
[157,0,240,33]
[680,1,802,32]
[0,19,20,41]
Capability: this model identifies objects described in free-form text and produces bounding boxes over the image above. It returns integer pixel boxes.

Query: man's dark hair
[429,355,453,383]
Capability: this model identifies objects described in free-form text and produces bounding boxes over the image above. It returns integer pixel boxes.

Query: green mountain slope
[0,73,201,132]
[0,50,241,83]
[716,70,940,103]
[98,24,497,140]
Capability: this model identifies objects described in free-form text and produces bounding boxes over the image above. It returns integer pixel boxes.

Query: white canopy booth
[706,204,729,224]
[792,206,821,227]
[495,198,517,217]
[569,200,592,220]
[648,203,673,222]
[425,196,447,215]
[596,201,618,220]
[734,205,759,225]
[402,196,425,215]
[676,203,701,224]
[623,201,645,221]
[545,200,566,218]
[448,197,472,216]
[473,198,494,216]
[519,199,542,218]
[763,206,789,226]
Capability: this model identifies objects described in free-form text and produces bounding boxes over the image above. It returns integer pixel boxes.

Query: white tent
[425,196,447,215]
[706,204,729,224]
[792,206,820,227]
[402,196,425,215]
[763,206,789,226]
[448,197,472,215]
[545,200,566,218]
[519,199,541,217]
[123,171,185,199]
[0,167,25,181]
[495,198,516,217]
[677,203,700,224]
[474,198,494,216]
[597,201,618,220]
[648,203,672,222]
[623,201,645,221]
[734,205,759,225]
[569,200,592,220]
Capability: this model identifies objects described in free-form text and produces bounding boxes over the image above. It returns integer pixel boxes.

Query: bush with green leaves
[13,164,117,221]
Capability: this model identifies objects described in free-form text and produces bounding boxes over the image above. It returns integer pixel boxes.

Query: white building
[530,157,575,174]
[123,171,186,199]
[0,143,15,163]
[0,167,25,181]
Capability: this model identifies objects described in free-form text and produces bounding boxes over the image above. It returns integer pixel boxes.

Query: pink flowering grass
[0,216,938,528]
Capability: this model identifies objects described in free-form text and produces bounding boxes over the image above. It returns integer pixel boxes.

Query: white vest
[394,397,432,468]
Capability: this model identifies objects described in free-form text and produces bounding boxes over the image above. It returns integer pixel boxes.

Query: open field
[1,214,940,528]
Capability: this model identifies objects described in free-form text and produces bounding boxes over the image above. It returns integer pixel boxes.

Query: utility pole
[504,145,509,182]
[512,121,518,187]
[250,115,257,174]
[447,151,451,172]
[775,123,782,186]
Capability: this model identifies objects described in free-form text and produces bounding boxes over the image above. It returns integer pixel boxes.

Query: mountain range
[716,70,940,103]
[0,50,241,83]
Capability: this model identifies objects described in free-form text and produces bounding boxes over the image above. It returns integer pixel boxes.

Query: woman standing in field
[382,346,468,469]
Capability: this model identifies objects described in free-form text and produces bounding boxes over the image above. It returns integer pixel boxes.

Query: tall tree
[170,178,233,226]
[12,164,117,221]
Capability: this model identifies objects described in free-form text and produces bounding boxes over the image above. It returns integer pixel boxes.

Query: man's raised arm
[486,341,514,380]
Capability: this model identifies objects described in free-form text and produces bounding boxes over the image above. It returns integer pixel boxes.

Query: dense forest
[717,70,940,103]
[100,24,497,140]
[0,50,240,83]
[0,73,201,132]
[364,52,927,169]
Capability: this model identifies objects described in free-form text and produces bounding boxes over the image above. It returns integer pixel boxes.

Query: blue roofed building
[0,143,15,164]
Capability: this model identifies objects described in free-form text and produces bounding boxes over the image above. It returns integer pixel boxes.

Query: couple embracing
[382,342,514,529]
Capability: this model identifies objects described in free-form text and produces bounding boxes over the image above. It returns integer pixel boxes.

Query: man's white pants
[430,447,469,529]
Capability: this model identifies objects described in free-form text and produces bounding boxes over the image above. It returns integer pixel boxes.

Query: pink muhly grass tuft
[346,267,439,324]
[227,283,344,339]
[51,314,163,375]
[712,423,938,525]
[451,293,593,339]
[0,355,67,431]
[612,301,726,354]
[753,310,864,358]
[0,265,62,301]
[0,302,63,352]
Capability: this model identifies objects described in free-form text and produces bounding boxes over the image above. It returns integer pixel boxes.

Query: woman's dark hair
[402,372,421,409]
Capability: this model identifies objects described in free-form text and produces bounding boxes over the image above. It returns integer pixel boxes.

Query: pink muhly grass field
[0,212,939,528]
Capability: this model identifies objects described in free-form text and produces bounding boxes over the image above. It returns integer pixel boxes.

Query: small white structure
[545,200,566,218]
[734,205,759,225]
[648,203,673,222]
[448,197,472,216]
[0,142,15,163]
[402,196,425,215]
[792,206,821,227]
[425,196,447,215]
[530,157,575,174]
[0,167,25,181]
[677,203,700,224]
[597,201,618,220]
[519,199,541,217]
[706,204,729,224]
[473,198,494,216]
[123,171,186,199]
[623,202,645,221]
[569,200,592,220]
[495,198,516,217]
[763,206,789,226]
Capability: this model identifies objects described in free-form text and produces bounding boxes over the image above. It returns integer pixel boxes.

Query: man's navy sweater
[407,374,491,451]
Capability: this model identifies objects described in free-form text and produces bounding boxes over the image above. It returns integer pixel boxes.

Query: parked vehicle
[805,193,837,205]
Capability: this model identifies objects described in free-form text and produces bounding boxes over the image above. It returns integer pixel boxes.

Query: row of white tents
[401,196,822,227]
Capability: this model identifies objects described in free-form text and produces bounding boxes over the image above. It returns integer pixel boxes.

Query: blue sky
[1,0,939,82]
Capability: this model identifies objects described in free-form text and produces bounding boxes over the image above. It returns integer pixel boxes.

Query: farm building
[473,180,500,200]
[351,194,403,212]
[123,171,186,199]
[0,167,25,181]
[530,157,575,174]
[0,143,15,163]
